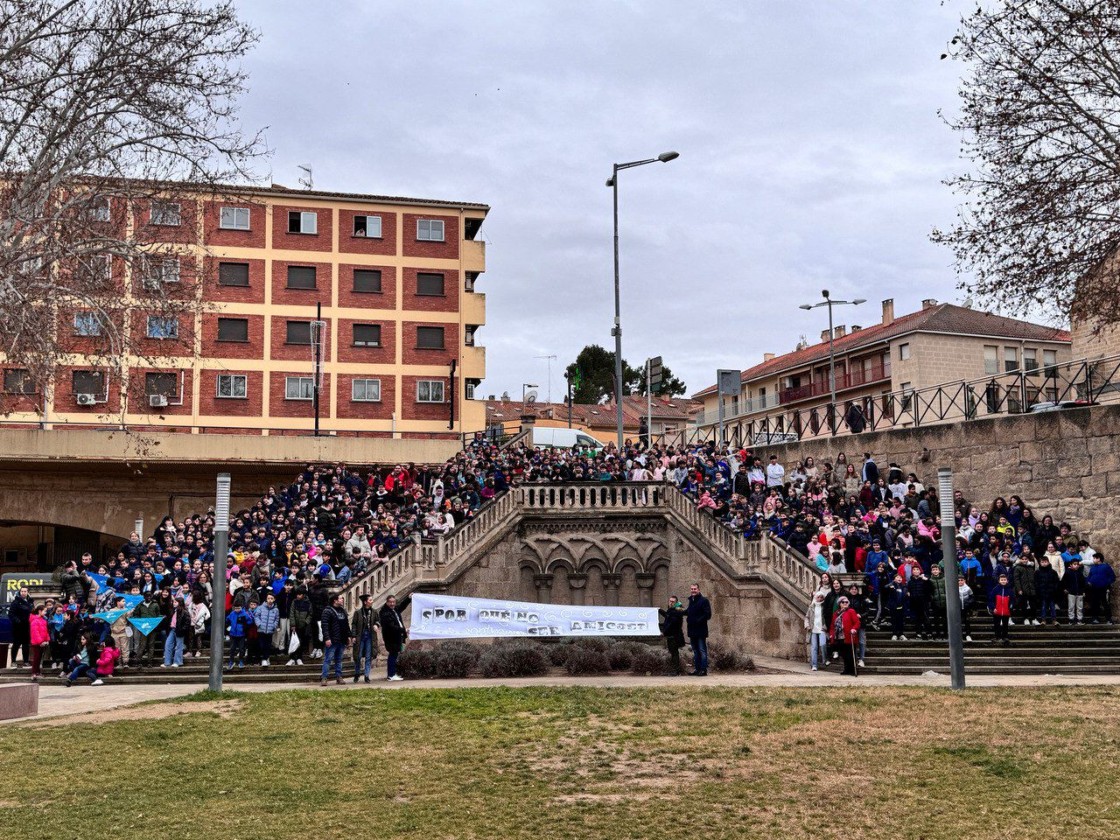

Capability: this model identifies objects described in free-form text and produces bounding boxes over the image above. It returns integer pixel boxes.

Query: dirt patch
[25,698,244,728]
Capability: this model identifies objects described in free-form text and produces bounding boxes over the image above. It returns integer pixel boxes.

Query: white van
[531,427,603,451]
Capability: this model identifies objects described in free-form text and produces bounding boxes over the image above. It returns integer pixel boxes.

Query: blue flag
[88,572,108,590]
[128,617,163,636]
[121,594,144,610]
[154,573,164,583]
[50,613,65,629]
[92,609,128,625]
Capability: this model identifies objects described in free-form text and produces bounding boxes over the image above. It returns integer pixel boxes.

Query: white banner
[408,593,660,640]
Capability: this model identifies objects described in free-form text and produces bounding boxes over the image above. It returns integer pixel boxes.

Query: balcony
[462,290,486,326]
[779,361,891,405]
[462,238,485,273]
[461,344,485,379]
[694,392,781,427]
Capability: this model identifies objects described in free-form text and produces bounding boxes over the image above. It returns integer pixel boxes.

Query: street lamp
[607,150,679,451]
[799,289,866,435]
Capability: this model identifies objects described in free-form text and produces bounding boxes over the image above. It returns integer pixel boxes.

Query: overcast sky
[237,0,977,402]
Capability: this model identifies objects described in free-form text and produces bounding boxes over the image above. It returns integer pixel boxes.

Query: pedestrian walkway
[6,659,1120,725]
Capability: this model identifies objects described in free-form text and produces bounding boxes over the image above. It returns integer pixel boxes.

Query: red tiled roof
[690,303,1071,398]
[485,395,701,429]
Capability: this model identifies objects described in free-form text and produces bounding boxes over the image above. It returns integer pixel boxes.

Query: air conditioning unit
[149,394,169,408]
[76,393,97,406]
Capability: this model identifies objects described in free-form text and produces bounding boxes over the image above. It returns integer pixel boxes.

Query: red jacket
[30,614,49,646]
[96,646,121,677]
[829,606,862,645]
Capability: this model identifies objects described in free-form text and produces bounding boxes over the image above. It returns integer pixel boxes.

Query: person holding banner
[8,585,32,669]
[686,584,711,676]
[379,594,410,681]
[659,596,687,676]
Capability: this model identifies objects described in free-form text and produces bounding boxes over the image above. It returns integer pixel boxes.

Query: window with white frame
[417,379,445,403]
[416,218,444,241]
[1004,346,1019,373]
[1024,348,1039,374]
[145,371,177,397]
[216,374,247,399]
[465,382,476,400]
[219,206,251,230]
[352,378,381,402]
[1043,349,1058,371]
[983,345,999,375]
[285,376,314,400]
[73,311,103,336]
[146,316,178,339]
[287,211,317,234]
[145,256,179,284]
[150,201,181,226]
[89,198,111,222]
[898,342,911,361]
[72,369,105,398]
[353,215,381,237]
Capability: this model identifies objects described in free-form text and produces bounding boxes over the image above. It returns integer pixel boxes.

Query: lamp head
[799,304,813,310]
[821,289,830,299]
[852,298,867,305]
[658,151,680,163]
[605,176,615,187]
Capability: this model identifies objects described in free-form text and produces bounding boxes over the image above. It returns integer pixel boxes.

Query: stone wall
[756,403,1120,559]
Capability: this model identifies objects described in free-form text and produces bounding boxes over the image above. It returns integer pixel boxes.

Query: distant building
[486,395,702,444]
[691,298,1071,444]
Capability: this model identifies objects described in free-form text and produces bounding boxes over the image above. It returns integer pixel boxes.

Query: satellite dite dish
[525,390,538,405]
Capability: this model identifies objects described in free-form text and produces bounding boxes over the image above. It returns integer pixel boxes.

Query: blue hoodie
[227,607,254,638]
[1087,562,1116,589]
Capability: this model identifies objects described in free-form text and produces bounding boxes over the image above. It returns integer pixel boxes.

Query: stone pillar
[520,413,537,434]
[568,573,588,605]
[602,574,621,606]
[635,572,656,607]
[533,574,553,604]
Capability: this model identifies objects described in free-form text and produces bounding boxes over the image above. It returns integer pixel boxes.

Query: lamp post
[522,383,538,405]
[607,150,679,451]
[799,290,865,435]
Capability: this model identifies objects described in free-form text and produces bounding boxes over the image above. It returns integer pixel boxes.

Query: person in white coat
[804,591,829,671]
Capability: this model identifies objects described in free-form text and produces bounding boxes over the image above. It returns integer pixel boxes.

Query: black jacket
[658,604,686,645]
[1035,565,1060,598]
[9,594,32,628]
[379,595,411,653]
[320,604,352,646]
[685,593,712,640]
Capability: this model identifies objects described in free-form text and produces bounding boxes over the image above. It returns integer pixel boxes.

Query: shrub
[397,647,437,679]
[571,637,610,654]
[546,643,572,666]
[478,643,549,678]
[564,646,611,676]
[707,641,755,673]
[630,645,671,675]
[607,641,647,671]
[434,645,479,679]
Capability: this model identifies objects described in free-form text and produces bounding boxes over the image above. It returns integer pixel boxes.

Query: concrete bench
[0,682,40,721]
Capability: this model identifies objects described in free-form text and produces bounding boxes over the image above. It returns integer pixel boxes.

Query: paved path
[5,655,1120,725]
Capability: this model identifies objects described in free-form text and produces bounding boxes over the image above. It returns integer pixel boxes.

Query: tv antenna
[298,164,313,191]
[535,354,557,404]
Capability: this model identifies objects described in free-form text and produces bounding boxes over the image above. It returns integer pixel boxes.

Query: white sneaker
[388,674,404,681]
[296,659,304,666]
[858,660,865,668]
[171,663,180,668]
[159,663,167,668]
[1008,619,1015,626]
[965,635,973,642]
[1032,620,1041,626]
[262,659,270,668]
[899,635,908,641]
[891,635,898,641]
[91,679,104,686]
[286,659,295,666]
[811,666,818,671]
[831,651,838,660]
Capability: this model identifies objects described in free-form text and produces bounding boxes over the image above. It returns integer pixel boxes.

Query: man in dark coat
[658,595,687,675]
[685,583,712,676]
[8,586,33,668]
[379,593,411,681]
[319,593,352,686]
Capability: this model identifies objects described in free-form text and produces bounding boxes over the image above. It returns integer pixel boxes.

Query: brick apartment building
[692,298,1071,443]
[2,184,489,439]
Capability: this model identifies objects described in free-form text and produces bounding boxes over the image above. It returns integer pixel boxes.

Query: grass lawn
[1,685,1119,839]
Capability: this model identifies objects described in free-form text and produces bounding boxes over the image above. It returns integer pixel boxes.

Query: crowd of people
[4,433,1116,683]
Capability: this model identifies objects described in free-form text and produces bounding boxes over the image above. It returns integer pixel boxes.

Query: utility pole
[208,473,231,692]
[938,467,966,690]
[564,370,573,428]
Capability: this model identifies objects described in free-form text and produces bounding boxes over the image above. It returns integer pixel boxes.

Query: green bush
[607,641,647,671]
[397,646,437,679]
[571,637,610,654]
[707,641,755,673]
[564,646,611,675]
[434,645,479,678]
[546,643,571,666]
[630,645,671,675]
[478,643,549,678]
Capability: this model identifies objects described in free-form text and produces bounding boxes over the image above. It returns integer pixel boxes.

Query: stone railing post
[602,573,621,606]
[533,573,553,604]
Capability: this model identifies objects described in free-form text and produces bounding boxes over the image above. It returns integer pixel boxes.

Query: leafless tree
[933,0,1120,330]
[0,0,265,418]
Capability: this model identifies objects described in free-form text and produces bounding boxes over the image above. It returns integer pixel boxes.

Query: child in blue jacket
[226,604,254,670]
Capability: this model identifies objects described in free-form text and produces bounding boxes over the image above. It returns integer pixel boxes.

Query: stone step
[859,663,1120,675]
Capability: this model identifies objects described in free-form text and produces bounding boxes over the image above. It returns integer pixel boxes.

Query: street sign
[717,369,740,396]
[648,356,663,391]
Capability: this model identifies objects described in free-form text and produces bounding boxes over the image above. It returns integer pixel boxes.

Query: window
[353,215,381,237]
[3,369,33,394]
[286,265,316,289]
[72,370,105,397]
[286,321,312,345]
[1043,349,1058,375]
[145,372,177,397]
[146,316,178,339]
[417,272,445,296]
[464,382,476,400]
[1004,346,1019,373]
[143,256,179,285]
[73,311,103,336]
[216,374,247,399]
[352,378,381,402]
[89,198,110,222]
[150,202,181,226]
[353,323,381,347]
[983,345,999,375]
[217,317,249,342]
[285,376,314,400]
[287,211,317,234]
[900,381,913,412]
[83,254,111,284]
[219,206,250,230]
[1024,348,1038,375]
[218,262,249,287]
[898,342,911,361]
[417,219,444,241]
[353,269,382,293]
[416,326,445,349]
[417,379,445,403]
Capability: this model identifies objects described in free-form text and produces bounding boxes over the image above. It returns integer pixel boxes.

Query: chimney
[763,352,775,361]
[881,299,895,325]
[834,325,846,339]
[850,325,862,333]
[922,298,938,310]
[820,329,830,343]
